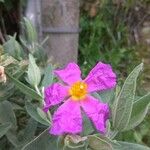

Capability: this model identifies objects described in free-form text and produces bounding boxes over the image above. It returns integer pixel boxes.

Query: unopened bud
[0,66,6,83]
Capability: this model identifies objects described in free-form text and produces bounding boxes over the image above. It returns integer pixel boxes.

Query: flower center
[69,81,88,101]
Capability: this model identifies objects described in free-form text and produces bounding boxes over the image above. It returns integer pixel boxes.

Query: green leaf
[92,89,115,103]
[21,119,38,143]
[99,89,114,103]
[42,65,54,87]
[6,72,43,101]
[0,123,11,138]
[113,141,150,150]
[22,17,37,43]
[0,82,14,101]
[125,93,150,130]
[82,111,94,136]
[37,107,49,122]
[22,129,58,150]
[27,54,41,87]
[112,63,143,131]
[88,135,113,150]
[0,101,17,130]
[65,143,86,150]
[25,102,50,126]
[6,130,20,147]
[7,119,37,149]
[3,35,24,60]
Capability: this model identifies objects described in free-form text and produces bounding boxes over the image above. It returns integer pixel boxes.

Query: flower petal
[81,96,109,133]
[43,83,68,112]
[50,99,82,135]
[55,62,82,85]
[84,62,116,92]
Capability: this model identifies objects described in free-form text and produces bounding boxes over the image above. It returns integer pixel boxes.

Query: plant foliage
[0,17,150,150]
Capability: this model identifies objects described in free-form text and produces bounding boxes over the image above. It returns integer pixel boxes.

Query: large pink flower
[44,62,116,135]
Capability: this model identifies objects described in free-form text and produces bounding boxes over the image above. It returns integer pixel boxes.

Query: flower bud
[0,66,6,83]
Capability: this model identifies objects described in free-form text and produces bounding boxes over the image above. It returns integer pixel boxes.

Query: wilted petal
[50,99,82,135]
[81,96,109,133]
[84,62,116,92]
[55,62,81,85]
[44,83,68,112]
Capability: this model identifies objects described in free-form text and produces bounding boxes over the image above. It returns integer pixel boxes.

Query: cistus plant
[0,18,150,150]
[2,56,150,150]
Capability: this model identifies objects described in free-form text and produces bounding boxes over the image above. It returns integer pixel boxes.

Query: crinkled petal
[55,62,82,85]
[43,83,68,112]
[81,96,109,133]
[84,62,116,92]
[50,99,82,135]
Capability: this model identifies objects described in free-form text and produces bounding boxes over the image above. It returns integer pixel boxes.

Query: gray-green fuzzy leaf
[37,107,48,122]
[99,89,114,103]
[23,17,37,43]
[93,89,115,103]
[0,82,14,101]
[124,92,150,130]
[3,35,24,60]
[6,130,20,147]
[112,63,143,131]
[6,72,42,101]
[0,101,17,130]
[21,119,38,143]
[41,65,54,87]
[7,119,37,149]
[25,102,50,126]
[113,141,150,150]
[82,111,94,136]
[22,129,58,150]
[0,123,12,138]
[88,135,113,150]
[27,54,41,87]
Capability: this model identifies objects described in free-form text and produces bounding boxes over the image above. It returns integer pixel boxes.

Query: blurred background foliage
[0,0,150,149]
[79,0,150,147]
[79,0,150,88]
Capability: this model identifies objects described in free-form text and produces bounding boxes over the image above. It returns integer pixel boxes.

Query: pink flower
[44,62,116,135]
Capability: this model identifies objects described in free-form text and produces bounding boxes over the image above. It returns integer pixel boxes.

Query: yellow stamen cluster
[69,81,87,101]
